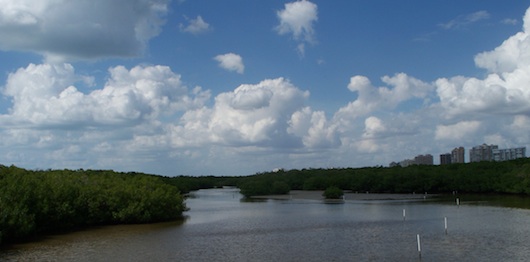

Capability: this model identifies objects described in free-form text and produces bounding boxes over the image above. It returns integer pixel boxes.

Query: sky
[1,0,530,176]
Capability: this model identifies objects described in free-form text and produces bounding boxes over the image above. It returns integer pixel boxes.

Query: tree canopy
[0,166,186,245]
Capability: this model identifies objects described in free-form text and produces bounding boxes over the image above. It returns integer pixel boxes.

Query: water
[2,188,530,261]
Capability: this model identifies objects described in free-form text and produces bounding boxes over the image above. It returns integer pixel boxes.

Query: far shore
[251,190,434,201]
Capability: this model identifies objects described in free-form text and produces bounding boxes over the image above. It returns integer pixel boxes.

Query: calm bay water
[2,188,530,261]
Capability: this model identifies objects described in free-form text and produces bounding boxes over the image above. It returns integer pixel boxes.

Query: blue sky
[1,0,530,176]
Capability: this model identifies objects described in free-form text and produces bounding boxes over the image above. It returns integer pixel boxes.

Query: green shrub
[323,186,343,199]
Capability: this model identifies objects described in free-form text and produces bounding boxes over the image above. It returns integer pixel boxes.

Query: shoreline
[251,190,433,201]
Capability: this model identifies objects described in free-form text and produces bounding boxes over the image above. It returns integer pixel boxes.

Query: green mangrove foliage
[237,158,530,196]
[0,165,186,244]
[238,174,291,198]
[161,175,240,194]
[323,186,344,199]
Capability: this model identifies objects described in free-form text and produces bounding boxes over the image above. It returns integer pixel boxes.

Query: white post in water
[456,198,460,206]
[417,234,421,258]
[403,209,406,221]
[444,217,448,234]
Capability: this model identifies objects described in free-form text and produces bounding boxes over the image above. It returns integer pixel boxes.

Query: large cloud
[128,78,316,151]
[1,63,210,127]
[161,77,340,150]
[288,107,339,148]
[0,0,169,61]
[203,78,309,146]
[334,73,433,124]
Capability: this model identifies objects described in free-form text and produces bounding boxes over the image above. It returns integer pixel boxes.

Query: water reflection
[449,193,530,209]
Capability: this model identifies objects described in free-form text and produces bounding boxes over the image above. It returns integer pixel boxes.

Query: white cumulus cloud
[159,78,312,150]
[363,116,386,139]
[214,53,245,74]
[208,78,308,145]
[288,107,339,148]
[437,8,530,117]
[275,0,318,56]
[334,73,433,123]
[474,9,530,74]
[0,63,210,127]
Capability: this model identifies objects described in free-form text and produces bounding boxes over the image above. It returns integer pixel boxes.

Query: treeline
[4,158,530,243]
[0,165,186,245]
[235,158,530,197]
[160,175,240,194]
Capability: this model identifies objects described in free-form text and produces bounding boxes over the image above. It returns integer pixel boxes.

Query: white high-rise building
[492,147,526,161]
[470,144,526,162]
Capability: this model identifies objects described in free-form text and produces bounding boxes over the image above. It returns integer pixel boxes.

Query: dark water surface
[2,188,530,261]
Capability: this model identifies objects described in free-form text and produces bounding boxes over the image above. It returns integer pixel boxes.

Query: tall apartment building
[469,144,498,162]
[440,153,452,165]
[451,147,465,163]
[492,147,526,161]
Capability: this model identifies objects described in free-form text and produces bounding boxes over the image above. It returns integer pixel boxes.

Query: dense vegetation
[3,157,530,244]
[236,158,530,197]
[0,165,186,245]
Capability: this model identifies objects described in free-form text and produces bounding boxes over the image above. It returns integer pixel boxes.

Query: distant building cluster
[469,144,526,162]
[389,144,526,167]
